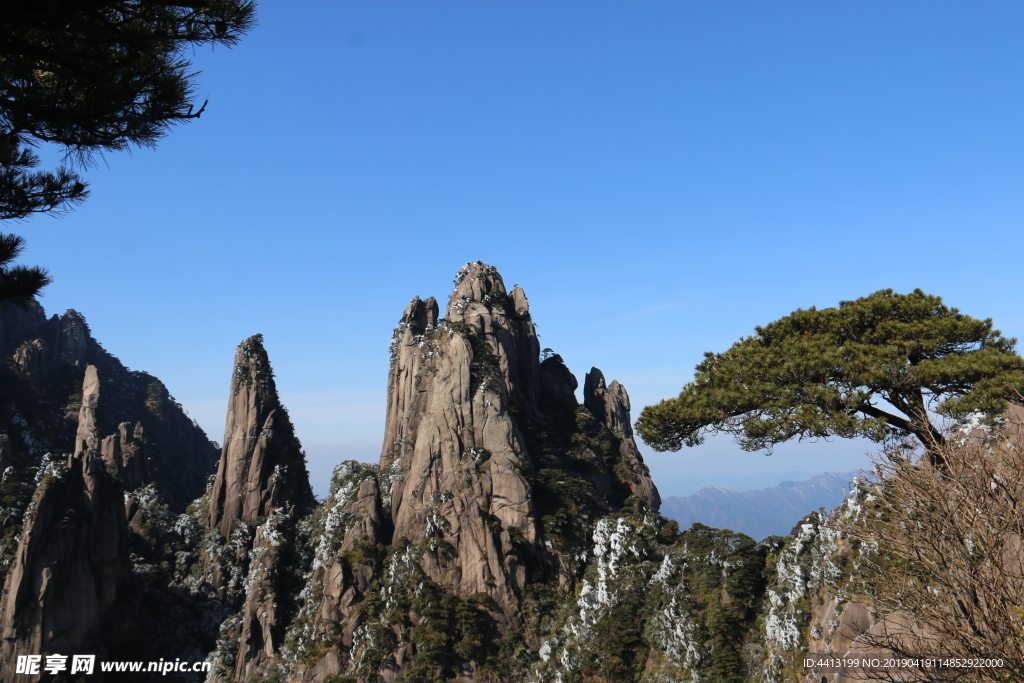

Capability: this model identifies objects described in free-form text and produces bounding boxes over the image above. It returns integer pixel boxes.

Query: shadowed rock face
[0,302,218,512]
[99,421,151,491]
[202,335,316,679]
[0,450,133,682]
[208,334,315,540]
[0,303,87,371]
[0,365,150,673]
[0,365,149,678]
[71,365,153,493]
[583,368,661,510]
[12,339,47,389]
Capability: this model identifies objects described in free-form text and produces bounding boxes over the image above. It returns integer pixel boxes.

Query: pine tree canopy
[0,233,51,305]
[635,289,1024,459]
[1,0,256,219]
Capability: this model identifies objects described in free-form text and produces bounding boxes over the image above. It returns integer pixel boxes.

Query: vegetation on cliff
[832,416,1024,682]
[638,289,1024,464]
[1,0,256,220]
[5,270,1024,683]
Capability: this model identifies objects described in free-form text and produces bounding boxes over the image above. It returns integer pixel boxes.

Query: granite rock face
[74,364,102,457]
[273,462,385,682]
[99,421,151,491]
[379,264,660,613]
[0,302,218,511]
[199,335,315,680]
[208,334,315,540]
[0,446,134,682]
[380,264,542,617]
[267,262,662,681]
[583,367,661,510]
[69,365,154,493]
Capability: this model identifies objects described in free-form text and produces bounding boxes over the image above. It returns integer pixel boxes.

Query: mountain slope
[0,301,218,511]
[0,266,909,683]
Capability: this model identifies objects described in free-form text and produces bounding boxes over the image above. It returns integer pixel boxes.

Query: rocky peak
[381,263,538,614]
[200,336,316,678]
[55,310,89,368]
[208,334,314,539]
[2,306,89,375]
[538,353,578,410]
[443,260,541,406]
[403,295,438,335]
[509,286,530,317]
[583,367,661,510]
[375,263,660,632]
[74,364,101,458]
[446,261,507,318]
[583,368,632,438]
[0,301,218,511]
[0,442,133,680]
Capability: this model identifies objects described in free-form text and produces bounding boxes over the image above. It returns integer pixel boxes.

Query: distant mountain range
[661,471,863,540]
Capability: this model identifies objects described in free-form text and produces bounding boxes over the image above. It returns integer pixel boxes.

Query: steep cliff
[197,335,315,680]
[0,301,218,512]
[257,261,662,682]
[0,266,919,683]
[0,369,136,682]
[0,362,194,682]
[207,334,314,542]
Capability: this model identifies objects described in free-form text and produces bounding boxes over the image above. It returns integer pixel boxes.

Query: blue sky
[13,2,1024,498]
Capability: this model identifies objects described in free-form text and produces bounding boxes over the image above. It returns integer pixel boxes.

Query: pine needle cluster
[1,0,256,219]
[637,289,1024,463]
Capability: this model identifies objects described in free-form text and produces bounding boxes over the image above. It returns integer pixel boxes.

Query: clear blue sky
[13,2,1024,498]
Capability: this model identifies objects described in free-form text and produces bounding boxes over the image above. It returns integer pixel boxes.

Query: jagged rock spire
[200,336,316,678]
[73,364,101,458]
[208,334,314,538]
[0,446,133,679]
[70,365,152,492]
[584,367,661,510]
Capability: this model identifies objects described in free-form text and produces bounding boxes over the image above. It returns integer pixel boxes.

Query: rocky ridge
[0,301,218,512]
[199,335,315,680]
[0,264,896,682]
[0,369,138,682]
[661,470,860,541]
